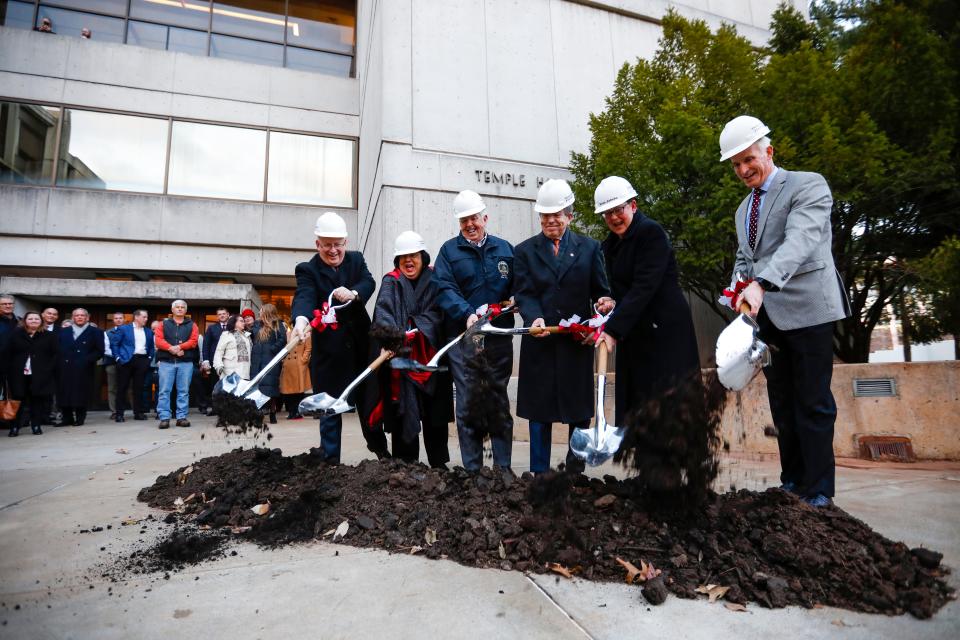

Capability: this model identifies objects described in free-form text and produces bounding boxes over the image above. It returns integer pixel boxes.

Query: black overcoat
[250,321,287,399]
[8,328,60,398]
[291,252,376,396]
[514,231,611,423]
[57,324,105,407]
[363,267,454,443]
[601,213,700,425]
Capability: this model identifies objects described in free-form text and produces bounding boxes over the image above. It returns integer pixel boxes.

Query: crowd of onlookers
[0,294,311,436]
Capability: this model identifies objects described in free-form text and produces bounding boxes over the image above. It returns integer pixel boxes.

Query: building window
[268,131,353,207]
[56,109,168,192]
[0,102,60,185]
[0,100,356,207]
[168,121,267,200]
[2,0,357,77]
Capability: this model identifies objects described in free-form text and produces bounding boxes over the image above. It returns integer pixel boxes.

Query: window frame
[0,97,358,208]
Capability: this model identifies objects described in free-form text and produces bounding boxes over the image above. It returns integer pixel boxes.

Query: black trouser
[116,354,150,415]
[201,371,219,412]
[758,308,837,498]
[16,378,51,428]
[387,393,450,468]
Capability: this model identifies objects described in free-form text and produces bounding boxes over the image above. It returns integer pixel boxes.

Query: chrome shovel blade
[716,314,771,391]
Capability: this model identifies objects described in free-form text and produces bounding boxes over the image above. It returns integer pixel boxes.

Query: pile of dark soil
[136,449,953,618]
[124,524,230,574]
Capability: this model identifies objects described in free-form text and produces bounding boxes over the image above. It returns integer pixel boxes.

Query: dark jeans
[758,308,837,498]
[319,414,342,463]
[15,378,51,429]
[447,335,513,471]
[116,355,150,415]
[528,421,587,474]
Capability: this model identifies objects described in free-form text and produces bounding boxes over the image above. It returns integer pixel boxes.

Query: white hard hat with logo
[534,179,575,214]
[593,176,638,214]
[393,230,427,256]
[453,189,486,219]
[719,115,771,161]
[314,211,348,238]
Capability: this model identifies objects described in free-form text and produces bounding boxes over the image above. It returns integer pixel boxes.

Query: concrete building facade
[0,0,801,335]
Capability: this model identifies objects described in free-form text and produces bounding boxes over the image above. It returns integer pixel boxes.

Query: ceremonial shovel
[570,341,624,466]
[214,333,301,409]
[299,350,393,417]
[715,302,772,391]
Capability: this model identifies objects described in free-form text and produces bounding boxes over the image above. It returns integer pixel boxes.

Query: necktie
[553,238,560,256]
[747,188,762,250]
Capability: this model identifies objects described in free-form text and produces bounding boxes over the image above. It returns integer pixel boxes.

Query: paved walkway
[0,412,957,639]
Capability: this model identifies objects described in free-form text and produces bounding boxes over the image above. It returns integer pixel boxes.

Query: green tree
[571,2,959,362]
[908,237,960,358]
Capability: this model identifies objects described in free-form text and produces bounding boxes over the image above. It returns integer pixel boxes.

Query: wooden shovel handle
[597,340,609,373]
[529,325,562,335]
[739,301,752,315]
[368,349,393,371]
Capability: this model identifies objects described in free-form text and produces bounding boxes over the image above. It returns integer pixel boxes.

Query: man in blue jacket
[434,190,515,471]
[110,309,155,422]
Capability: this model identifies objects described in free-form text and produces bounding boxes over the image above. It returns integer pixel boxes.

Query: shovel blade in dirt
[715,302,771,391]
[299,349,394,417]
[570,342,623,466]
[389,358,448,373]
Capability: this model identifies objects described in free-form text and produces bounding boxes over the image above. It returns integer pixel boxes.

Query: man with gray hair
[56,308,104,427]
[0,294,20,431]
[718,115,850,507]
[153,300,198,429]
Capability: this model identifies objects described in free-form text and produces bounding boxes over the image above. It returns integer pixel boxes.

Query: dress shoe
[269,413,277,424]
[8,426,19,437]
[134,413,147,421]
[74,420,85,426]
[31,425,43,435]
[159,420,170,429]
[780,481,797,493]
[115,414,126,423]
[175,419,191,428]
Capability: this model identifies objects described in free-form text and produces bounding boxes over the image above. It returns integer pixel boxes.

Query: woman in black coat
[364,231,454,468]
[594,182,700,425]
[250,303,287,424]
[8,311,59,436]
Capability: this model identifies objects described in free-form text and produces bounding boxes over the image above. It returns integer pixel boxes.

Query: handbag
[0,383,20,422]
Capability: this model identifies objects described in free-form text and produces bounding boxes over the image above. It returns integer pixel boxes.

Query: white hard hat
[593,176,638,214]
[393,230,427,257]
[314,211,348,238]
[719,115,771,161]
[534,179,575,214]
[453,189,486,219]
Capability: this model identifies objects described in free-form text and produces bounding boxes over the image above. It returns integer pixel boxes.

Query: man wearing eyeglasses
[292,211,376,464]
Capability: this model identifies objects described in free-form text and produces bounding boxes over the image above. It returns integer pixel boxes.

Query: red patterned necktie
[553,238,560,256]
[747,188,762,250]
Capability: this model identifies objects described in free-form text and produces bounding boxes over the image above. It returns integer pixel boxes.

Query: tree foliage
[570,1,959,362]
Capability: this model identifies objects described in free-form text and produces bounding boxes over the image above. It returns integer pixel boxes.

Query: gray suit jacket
[734,168,850,330]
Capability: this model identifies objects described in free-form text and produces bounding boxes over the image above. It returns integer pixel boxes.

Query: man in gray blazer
[719,115,851,507]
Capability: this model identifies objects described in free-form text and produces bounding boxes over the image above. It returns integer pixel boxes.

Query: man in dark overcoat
[513,179,613,474]
[592,176,701,426]
[292,211,376,463]
[57,307,105,426]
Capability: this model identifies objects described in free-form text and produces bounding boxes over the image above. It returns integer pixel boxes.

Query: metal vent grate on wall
[857,435,915,462]
[853,378,897,397]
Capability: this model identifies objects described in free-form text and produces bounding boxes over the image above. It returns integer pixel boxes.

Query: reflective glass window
[127,20,207,56]
[285,46,351,77]
[210,33,281,66]
[0,102,60,185]
[56,109,168,192]
[286,0,355,54]
[168,121,266,200]
[130,0,211,30]
[267,132,354,207]
[44,0,127,15]
[37,5,124,41]
[1,1,36,30]
[212,0,284,42]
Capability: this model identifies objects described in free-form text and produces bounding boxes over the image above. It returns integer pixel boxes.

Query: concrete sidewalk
[0,412,957,639]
